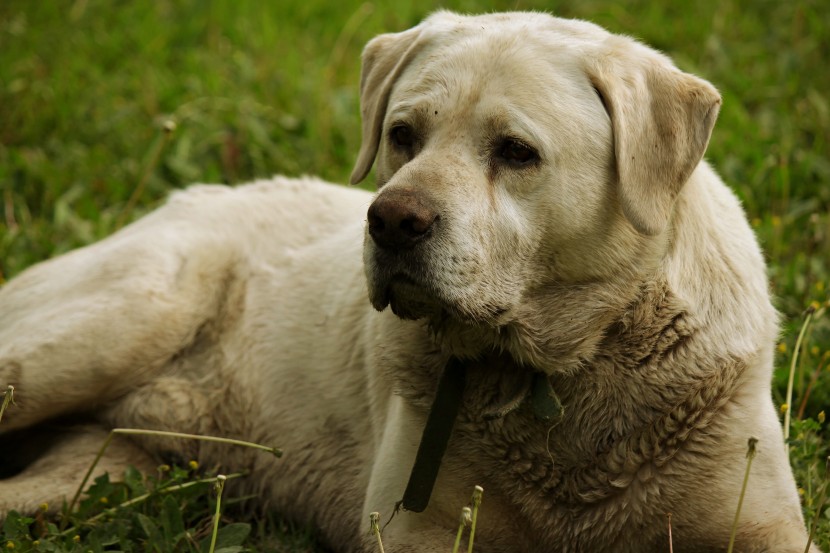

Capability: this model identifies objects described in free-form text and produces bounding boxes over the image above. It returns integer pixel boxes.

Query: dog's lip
[370,272,422,311]
[386,273,425,303]
[389,272,420,287]
[382,273,445,320]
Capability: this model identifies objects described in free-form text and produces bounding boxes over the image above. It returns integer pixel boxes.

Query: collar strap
[401,357,467,512]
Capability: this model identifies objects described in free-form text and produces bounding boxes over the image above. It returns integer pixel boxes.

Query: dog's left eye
[390,125,415,149]
[497,139,538,167]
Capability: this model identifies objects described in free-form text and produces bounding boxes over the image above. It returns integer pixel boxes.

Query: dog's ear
[586,38,721,235]
[350,26,425,185]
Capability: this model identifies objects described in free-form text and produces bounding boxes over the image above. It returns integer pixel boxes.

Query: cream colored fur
[0,11,820,553]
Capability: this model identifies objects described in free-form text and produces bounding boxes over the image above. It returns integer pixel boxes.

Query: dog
[0,11,820,553]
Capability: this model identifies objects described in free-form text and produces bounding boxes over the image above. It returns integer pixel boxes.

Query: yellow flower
[5,542,14,550]
[73,535,81,543]
[816,281,825,292]
[819,411,826,424]
[188,460,199,470]
[39,503,48,512]
[158,464,171,472]
[798,487,805,496]
[771,215,782,228]
[777,343,787,354]
[811,346,820,356]
[780,403,789,414]
[99,497,109,504]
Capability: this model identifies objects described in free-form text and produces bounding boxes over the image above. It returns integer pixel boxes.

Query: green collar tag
[400,358,467,513]
[530,372,564,421]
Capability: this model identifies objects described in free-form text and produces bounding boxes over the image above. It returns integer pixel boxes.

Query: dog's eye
[497,139,538,167]
[390,125,415,149]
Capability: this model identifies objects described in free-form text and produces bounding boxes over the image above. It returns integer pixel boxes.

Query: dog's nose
[367,192,438,250]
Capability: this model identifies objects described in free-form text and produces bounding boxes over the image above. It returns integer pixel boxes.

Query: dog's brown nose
[367,192,438,250]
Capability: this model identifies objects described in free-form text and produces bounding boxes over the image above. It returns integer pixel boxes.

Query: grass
[0,0,828,551]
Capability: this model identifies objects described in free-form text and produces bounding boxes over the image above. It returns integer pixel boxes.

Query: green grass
[1,0,828,551]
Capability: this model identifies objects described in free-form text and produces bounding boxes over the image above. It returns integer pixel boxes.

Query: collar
[399,356,563,513]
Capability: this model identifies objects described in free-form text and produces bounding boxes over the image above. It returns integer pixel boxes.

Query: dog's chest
[442,356,742,550]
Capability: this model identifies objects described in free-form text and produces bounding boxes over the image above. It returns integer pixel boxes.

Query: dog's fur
[0,11,820,553]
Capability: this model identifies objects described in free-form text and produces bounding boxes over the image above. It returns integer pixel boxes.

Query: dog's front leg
[362,395,469,552]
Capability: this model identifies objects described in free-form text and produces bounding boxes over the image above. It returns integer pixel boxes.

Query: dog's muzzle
[364,189,445,319]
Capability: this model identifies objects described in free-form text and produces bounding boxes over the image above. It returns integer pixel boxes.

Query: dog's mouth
[377,273,444,320]
[364,238,512,326]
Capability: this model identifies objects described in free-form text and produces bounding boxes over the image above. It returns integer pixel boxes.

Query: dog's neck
[390,273,749,514]
[426,270,648,374]
[419,283,748,531]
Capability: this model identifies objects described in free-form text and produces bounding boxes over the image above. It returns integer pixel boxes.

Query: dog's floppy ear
[350,26,425,185]
[586,38,721,235]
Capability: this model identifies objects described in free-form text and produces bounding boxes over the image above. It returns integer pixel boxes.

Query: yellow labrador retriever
[0,11,820,553]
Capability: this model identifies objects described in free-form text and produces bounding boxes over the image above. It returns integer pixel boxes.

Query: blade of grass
[369,512,385,553]
[804,457,829,553]
[452,507,472,553]
[784,306,816,440]
[797,351,830,420]
[0,385,14,424]
[467,486,483,553]
[667,512,674,553]
[727,438,758,553]
[114,120,176,230]
[207,474,228,553]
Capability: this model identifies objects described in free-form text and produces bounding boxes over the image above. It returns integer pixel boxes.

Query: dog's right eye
[390,125,415,149]
[497,139,539,168]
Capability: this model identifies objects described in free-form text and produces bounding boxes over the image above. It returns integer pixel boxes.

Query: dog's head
[353,11,720,331]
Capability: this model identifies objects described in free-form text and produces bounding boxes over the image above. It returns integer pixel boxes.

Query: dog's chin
[369,275,444,321]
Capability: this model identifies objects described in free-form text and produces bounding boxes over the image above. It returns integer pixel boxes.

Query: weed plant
[0,0,828,551]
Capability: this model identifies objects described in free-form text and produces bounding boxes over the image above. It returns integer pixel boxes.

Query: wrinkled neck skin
[430,275,646,374]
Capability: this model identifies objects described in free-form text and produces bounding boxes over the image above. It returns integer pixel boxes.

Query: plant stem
[111,428,282,457]
[369,512,385,553]
[0,385,14,424]
[784,306,815,440]
[804,456,829,553]
[453,507,472,553]
[667,513,674,553]
[797,351,830,420]
[62,432,115,530]
[727,438,757,553]
[115,122,174,230]
[467,486,483,553]
[207,475,228,553]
